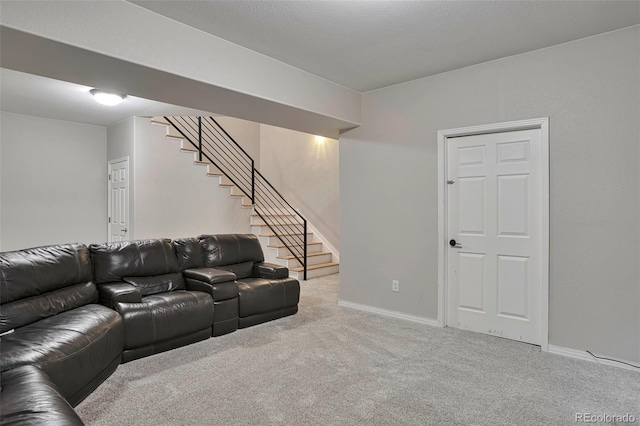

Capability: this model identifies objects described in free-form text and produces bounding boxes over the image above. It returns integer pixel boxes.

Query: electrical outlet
[392,280,399,292]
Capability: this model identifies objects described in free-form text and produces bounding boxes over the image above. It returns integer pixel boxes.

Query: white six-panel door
[447,129,542,345]
[108,158,129,242]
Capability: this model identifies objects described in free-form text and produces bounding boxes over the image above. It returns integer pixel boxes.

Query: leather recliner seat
[175,234,300,334]
[89,239,214,362]
[0,243,124,406]
[0,365,85,426]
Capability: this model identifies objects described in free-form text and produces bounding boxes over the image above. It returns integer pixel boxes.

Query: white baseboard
[338,300,440,327]
[548,345,639,373]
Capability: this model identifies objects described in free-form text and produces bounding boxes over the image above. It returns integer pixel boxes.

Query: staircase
[150,116,339,280]
[250,212,339,280]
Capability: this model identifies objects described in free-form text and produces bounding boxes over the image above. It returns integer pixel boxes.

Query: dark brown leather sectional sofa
[0,234,300,425]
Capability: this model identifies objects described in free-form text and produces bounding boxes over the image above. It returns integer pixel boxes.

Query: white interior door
[447,129,542,345]
[108,158,129,242]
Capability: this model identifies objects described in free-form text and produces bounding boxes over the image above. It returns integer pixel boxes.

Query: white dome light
[90,89,126,106]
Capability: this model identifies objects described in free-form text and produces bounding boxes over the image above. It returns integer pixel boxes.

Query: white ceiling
[0,68,215,127]
[130,0,640,92]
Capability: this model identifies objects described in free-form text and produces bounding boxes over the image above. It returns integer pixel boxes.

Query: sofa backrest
[173,237,204,270]
[89,239,184,296]
[0,243,98,332]
[197,234,264,279]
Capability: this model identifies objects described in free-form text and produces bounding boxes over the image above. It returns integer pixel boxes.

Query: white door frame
[107,156,131,242]
[437,118,550,351]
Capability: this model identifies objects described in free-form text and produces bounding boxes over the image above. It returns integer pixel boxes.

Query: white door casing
[108,157,130,242]
[437,118,549,350]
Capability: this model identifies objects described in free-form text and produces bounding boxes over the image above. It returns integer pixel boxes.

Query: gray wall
[340,27,640,363]
[260,124,340,251]
[215,116,261,169]
[0,114,3,247]
[107,117,136,239]
[0,112,107,250]
[132,117,253,240]
[107,117,135,162]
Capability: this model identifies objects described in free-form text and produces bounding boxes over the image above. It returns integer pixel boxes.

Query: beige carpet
[77,274,639,425]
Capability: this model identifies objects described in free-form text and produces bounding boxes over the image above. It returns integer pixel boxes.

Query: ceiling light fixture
[90,89,126,106]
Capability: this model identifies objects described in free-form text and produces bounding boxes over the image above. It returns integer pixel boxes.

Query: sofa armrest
[254,262,289,280]
[97,282,142,309]
[183,268,236,284]
[183,268,238,301]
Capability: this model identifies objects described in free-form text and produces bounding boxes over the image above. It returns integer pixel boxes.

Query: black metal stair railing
[164,116,308,280]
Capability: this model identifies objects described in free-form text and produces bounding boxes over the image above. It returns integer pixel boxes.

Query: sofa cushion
[237,277,300,318]
[0,365,84,426]
[116,290,214,349]
[0,304,124,403]
[0,243,92,305]
[123,272,185,296]
[184,277,239,301]
[198,234,264,270]
[183,268,236,284]
[89,239,180,284]
[218,261,255,280]
[0,282,98,333]
[173,238,204,270]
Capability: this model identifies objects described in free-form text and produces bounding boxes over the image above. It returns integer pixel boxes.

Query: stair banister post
[303,218,308,281]
[198,117,203,161]
[251,159,255,204]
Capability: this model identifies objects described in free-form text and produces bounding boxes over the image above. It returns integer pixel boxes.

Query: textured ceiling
[130,0,640,92]
[0,69,215,127]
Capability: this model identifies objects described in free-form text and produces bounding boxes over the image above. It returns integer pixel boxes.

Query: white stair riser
[207,165,222,175]
[263,250,286,265]
[255,208,296,216]
[219,175,234,186]
[230,186,248,197]
[191,153,209,165]
[274,244,323,257]
[266,234,312,246]
[258,235,322,255]
[284,253,333,268]
[168,129,186,140]
[250,216,300,226]
[251,224,305,236]
[165,125,194,142]
[290,265,340,280]
[180,140,197,152]
[251,216,304,226]
[151,118,170,127]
